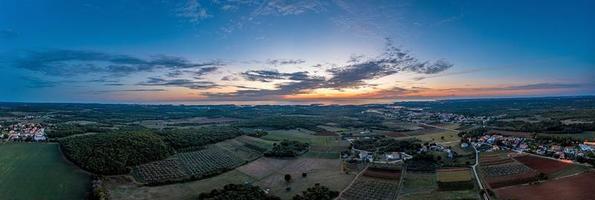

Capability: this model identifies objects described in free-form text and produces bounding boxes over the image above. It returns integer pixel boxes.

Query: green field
[0,143,91,200]
[400,172,437,195]
[262,129,340,146]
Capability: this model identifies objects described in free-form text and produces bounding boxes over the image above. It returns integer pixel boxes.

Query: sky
[0,0,594,104]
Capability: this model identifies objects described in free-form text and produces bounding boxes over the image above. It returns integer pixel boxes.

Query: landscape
[1,0,594,200]
[1,97,595,199]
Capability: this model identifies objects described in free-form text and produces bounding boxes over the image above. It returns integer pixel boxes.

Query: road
[471,144,490,200]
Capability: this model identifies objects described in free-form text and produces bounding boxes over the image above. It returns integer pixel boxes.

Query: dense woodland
[353,138,421,154]
[157,126,244,152]
[59,126,245,175]
[397,96,595,121]
[198,183,338,200]
[198,184,281,200]
[60,131,171,174]
[264,140,310,157]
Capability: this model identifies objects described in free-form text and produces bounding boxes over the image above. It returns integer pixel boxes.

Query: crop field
[436,168,473,191]
[132,145,247,185]
[261,129,347,159]
[513,154,570,175]
[215,138,263,161]
[0,143,91,200]
[480,163,539,188]
[399,190,479,200]
[262,129,341,146]
[399,172,437,195]
[107,170,257,200]
[178,147,245,177]
[237,157,354,199]
[339,176,400,200]
[437,168,472,182]
[237,135,275,152]
[495,171,595,200]
[478,151,542,188]
[394,129,460,146]
[479,154,514,166]
[362,165,402,180]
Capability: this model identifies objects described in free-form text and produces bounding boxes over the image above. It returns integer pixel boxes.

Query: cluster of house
[419,143,458,159]
[342,147,413,164]
[365,106,490,124]
[0,123,47,142]
[472,133,595,161]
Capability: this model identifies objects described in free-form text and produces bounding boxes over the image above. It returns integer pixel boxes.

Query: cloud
[221,75,240,81]
[94,89,168,93]
[176,0,211,23]
[251,0,327,16]
[138,77,218,90]
[325,39,453,88]
[266,59,306,65]
[12,49,220,77]
[240,69,310,82]
[0,29,19,39]
[21,76,59,88]
[192,66,219,76]
[500,83,581,91]
[217,39,453,100]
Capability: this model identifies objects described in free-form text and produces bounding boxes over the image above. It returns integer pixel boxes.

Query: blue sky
[0,0,593,104]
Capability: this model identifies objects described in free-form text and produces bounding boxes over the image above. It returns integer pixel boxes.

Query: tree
[292,184,339,200]
[198,184,280,200]
[284,174,292,183]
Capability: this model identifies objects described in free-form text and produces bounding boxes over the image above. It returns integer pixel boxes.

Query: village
[0,122,47,142]
[470,131,595,164]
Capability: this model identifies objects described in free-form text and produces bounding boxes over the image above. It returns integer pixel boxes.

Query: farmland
[0,143,91,200]
[478,151,541,189]
[436,168,474,191]
[495,171,595,200]
[399,172,437,195]
[513,154,571,175]
[398,168,478,200]
[260,129,348,159]
[238,157,354,199]
[339,176,400,200]
[109,157,353,200]
[132,142,253,185]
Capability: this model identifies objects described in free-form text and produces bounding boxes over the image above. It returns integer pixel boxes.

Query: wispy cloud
[240,69,310,82]
[138,77,218,90]
[94,88,168,94]
[266,58,305,66]
[176,0,211,23]
[12,49,220,77]
[0,29,19,39]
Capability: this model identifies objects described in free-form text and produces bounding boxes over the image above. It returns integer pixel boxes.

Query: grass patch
[400,172,437,195]
[0,143,91,200]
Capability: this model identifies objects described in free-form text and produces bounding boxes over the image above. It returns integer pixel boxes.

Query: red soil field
[495,171,595,200]
[513,155,570,175]
[363,168,401,180]
[480,155,515,166]
[485,171,539,189]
